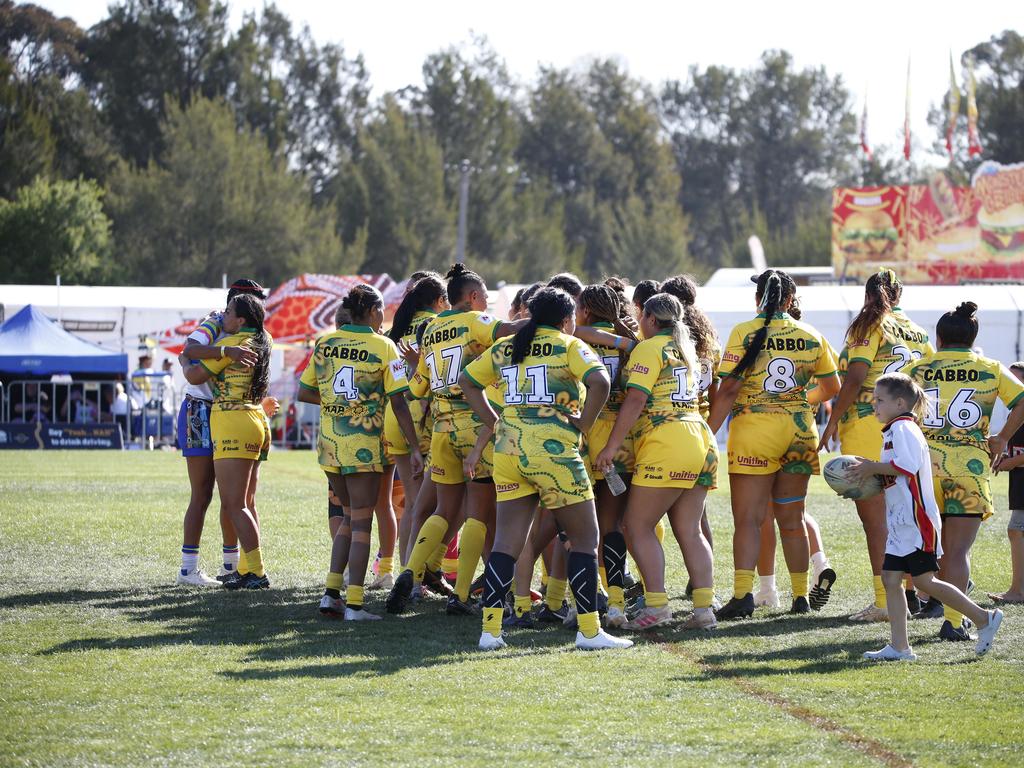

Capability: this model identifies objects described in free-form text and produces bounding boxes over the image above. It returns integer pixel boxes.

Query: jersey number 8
[764,357,797,393]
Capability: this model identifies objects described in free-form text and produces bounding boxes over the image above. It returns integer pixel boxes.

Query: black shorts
[883,549,939,577]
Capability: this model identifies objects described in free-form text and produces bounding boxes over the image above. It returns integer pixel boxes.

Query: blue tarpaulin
[0,305,128,375]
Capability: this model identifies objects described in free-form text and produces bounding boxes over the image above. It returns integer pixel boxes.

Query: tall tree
[106,97,347,286]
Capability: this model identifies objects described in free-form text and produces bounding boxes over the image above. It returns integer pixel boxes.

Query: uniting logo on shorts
[670,471,698,481]
[736,455,769,468]
[430,466,445,476]
[496,482,520,493]
[245,442,261,452]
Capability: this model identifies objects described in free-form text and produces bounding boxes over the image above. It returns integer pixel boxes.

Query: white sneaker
[176,568,220,587]
[370,572,394,590]
[849,603,889,622]
[754,588,780,608]
[863,644,917,661]
[975,609,1004,655]
[344,607,382,621]
[479,631,507,650]
[319,594,344,617]
[681,607,717,630]
[605,606,628,628]
[576,629,634,650]
[624,605,673,631]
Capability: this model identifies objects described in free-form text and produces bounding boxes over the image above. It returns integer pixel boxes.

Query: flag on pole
[859,89,872,161]
[945,52,961,157]
[903,58,911,161]
[966,57,982,156]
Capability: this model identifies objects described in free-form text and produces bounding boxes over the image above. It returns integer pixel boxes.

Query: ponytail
[446,263,485,306]
[643,293,697,375]
[732,269,795,378]
[341,284,384,325]
[847,268,901,344]
[230,293,270,402]
[936,301,980,348]
[581,284,638,388]
[511,288,575,364]
[389,276,445,342]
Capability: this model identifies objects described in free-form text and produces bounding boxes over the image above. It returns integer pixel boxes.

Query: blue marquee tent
[0,305,128,375]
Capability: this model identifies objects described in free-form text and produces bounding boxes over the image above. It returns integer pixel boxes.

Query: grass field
[2,450,1023,767]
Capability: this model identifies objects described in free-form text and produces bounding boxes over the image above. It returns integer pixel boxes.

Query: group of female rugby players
[176,265,1024,653]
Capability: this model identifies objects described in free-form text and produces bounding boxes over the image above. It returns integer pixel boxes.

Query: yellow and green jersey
[299,324,409,434]
[718,313,838,416]
[587,321,630,419]
[624,332,702,436]
[392,310,437,386]
[410,309,502,427]
[839,308,933,422]
[200,328,272,411]
[463,327,604,456]
[902,349,1024,478]
[697,343,722,423]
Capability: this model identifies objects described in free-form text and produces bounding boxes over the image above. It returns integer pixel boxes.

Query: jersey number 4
[331,366,358,401]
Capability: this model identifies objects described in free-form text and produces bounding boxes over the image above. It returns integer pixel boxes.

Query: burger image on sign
[973,161,1024,263]
[839,207,901,262]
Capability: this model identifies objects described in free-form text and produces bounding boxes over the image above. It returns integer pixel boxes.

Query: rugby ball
[823,455,883,500]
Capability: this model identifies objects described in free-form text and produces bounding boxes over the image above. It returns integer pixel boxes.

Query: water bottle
[604,465,627,496]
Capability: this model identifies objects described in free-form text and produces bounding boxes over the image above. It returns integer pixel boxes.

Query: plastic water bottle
[604,465,627,496]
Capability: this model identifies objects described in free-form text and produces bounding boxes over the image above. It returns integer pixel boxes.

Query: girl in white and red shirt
[850,373,1004,660]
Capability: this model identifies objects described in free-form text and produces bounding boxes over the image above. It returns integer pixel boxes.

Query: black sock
[483,551,516,609]
[602,531,627,589]
[325,588,341,599]
[568,551,598,615]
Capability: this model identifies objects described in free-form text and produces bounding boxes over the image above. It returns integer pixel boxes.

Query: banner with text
[0,422,125,450]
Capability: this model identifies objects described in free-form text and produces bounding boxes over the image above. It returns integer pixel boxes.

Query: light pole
[456,158,470,262]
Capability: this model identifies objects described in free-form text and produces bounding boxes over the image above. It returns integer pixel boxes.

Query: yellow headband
[877,267,897,284]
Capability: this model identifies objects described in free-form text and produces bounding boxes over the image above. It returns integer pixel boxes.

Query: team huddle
[173,266,1024,658]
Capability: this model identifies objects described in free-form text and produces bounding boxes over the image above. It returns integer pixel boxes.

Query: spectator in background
[161,359,177,415]
[60,388,99,423]
[130,353,156,409]
[11,382,50,422]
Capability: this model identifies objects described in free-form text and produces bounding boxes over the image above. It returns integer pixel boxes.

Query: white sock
[810,551,828,575]
[180,546,199,574]
[759,574,776,593]
[222,545,239,572]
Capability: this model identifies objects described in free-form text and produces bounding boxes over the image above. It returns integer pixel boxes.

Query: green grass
[1,451,1022,767]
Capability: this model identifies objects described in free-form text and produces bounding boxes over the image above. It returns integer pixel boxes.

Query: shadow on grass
[13,586,578,678]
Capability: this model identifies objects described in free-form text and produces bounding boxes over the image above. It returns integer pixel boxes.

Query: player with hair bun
[709,269,840,620]
[300,284,422,620]
[901,301,1024,641]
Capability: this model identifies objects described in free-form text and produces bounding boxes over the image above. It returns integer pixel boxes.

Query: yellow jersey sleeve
[382,338,410,396]
[299,351,318,391]
[624,338,663,395]
[462,343,499,389]
[470,313,502,344]
[199,335,237,377]
[567,338,604,382]
[815,335,840,377]
[998,363,1024,409]
[716,323,747,379]
[846,326,883,366]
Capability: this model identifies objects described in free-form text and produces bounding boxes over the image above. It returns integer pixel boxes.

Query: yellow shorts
[586,416,635,480]
[727,410,820,475]
[211,408,269,462]
[258,409,271,462]
[429,419,494,484]
[382,398,432,459]
[933,475,994,520]
[632,419,716,489]
[838,415,883,461]
[318,414,386,476]
[493,451,593,509]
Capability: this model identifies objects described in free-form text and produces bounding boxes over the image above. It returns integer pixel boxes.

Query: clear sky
[42,0,1021,163]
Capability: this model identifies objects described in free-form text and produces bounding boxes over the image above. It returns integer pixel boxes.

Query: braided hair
[731,269,796,378]
[446,263,486,306]
[581,283,639,388]
[936,301,979,348]
[341,284,384,325]
[847,268,902,345]
[643,293,697,375]
[227,277,267,302]
[389,276,446,342]
[230,293,270,402]
[661,274,719,363]
[511,288,575,365]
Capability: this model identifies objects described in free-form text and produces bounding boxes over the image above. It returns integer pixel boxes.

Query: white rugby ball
[823,455,883,500]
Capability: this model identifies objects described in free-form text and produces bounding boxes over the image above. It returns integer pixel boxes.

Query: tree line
[1,1,1020,287]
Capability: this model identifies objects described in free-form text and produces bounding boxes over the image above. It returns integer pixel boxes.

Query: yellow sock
[407,516,449,582]
[608,585,625,611]
[654,518,665,544]
[245,547,265,578]
[346,584,364,609]
[944,606,964,626]
[692,587,714,609]
[873,574,887,609]
[646,591,668,608]
[441,555,459,573]
[545,577,567,611]
[577,610,600,639]
[378,556,394,577]
[427,541,447,573]
[325,571,344,592]
[734,569,755,599]
[514,595,532,617]
[598,566,608,591]
[540,557,548,587]
[791,571,809,599]
[236,548,249,574]
[483,606,503,637]
[454,518,487,602]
